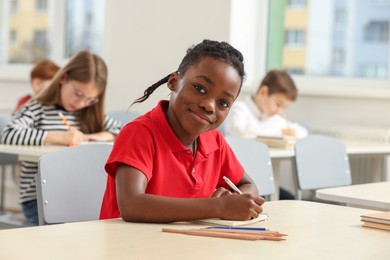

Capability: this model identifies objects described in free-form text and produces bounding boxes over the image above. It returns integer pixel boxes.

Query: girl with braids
[1,51,122,225]
[100,40,264,222]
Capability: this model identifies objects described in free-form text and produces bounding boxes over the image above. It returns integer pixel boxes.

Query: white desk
[316,181,390,211]
[0,144,71,162]
[269,145,390,159]
[0,200,388,259]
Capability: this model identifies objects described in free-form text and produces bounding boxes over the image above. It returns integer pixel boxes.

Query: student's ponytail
[131,73,172,106]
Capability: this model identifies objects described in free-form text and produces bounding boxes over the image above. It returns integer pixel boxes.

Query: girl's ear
[258,85,269,96]
[167,72,179,91]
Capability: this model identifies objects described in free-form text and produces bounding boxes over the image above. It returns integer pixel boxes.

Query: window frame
[230,0,390,99]
[0,0,105,81]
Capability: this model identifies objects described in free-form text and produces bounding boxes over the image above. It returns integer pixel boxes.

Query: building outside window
[0,0,105,64]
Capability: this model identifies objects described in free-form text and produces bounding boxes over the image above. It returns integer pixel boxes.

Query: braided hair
[131,39,245,106]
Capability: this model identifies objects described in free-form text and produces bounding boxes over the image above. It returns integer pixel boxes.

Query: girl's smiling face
[166,56,242,145]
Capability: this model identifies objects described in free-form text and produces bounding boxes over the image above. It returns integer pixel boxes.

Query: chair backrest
[225,136,275,197]
[292,134,351,198]
[108,110,140,125]
[36,143,113,225]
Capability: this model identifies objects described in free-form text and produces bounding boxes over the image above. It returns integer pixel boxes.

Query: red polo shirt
[100,100,244,219]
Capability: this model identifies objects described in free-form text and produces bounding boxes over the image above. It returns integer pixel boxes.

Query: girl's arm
[236,172,260,195]
[1,105,46,145]
[84,131,115,141]
[116,164,264,223]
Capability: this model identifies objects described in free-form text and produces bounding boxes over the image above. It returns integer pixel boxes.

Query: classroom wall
[103,0,232,114]
[1,0,390,131]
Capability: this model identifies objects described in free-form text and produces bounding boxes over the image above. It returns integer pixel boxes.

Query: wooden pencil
[162,228,286,241]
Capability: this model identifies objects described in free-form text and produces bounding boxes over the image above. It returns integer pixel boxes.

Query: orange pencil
[58,112,72,129]
[204,228,287,237]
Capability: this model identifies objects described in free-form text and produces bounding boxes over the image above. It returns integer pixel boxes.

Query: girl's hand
[282,127,296,137]
[44,129,86,145]
[218,193,265,220]
[63,128,87,145]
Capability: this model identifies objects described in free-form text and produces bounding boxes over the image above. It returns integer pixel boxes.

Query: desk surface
[269,145,390,159]
[0,200,388,260]
[0,144,64,162]
[316,181,390,211]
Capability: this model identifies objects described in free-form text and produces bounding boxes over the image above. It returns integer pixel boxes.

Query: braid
[131,39,245,105]
[131,74,172,106]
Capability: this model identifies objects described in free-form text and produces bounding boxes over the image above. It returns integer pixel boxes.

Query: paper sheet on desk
[255,135,297,149]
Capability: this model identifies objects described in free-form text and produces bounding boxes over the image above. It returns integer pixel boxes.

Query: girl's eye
[194,85,206,94]
[75,91,83,98]
[218,100,229,108]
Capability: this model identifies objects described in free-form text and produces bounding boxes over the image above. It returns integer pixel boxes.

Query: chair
[292,134,352,200]
[108,110,140,125]
[0,115,19,215]
[35,143,113,225]
[225,136,275,199]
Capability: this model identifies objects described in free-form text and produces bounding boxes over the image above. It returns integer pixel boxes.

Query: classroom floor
[0,211,25,229]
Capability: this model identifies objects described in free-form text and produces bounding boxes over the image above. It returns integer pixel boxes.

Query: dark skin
[116,56,265,223]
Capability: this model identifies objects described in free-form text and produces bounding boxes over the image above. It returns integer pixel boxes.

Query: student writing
[224,70,308,139]
[100,39,265,223]
[0,51,122,226]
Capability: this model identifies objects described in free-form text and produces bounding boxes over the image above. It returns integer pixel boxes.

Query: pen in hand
[58,112,72,129]
[223,176,243,194]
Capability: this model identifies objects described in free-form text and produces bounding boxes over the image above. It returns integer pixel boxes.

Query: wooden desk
[316,181,390,211]
[0,200,388,259]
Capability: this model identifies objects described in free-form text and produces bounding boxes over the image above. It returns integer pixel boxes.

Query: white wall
[103,0,232,114]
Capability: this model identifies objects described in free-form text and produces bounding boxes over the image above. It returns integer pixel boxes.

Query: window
[65,0,104,58]
[332,48,344,65]
[0,0,105,66]
[286,0,306,9]
[334,8,346,27]
[10,0,18,14]
[361,64,388,78]
[364,21,389,42]
[230,0,390,96]
[35,0,47,13]
[285,29,305,48]
[9,30,17,44]
[33,30,47,47]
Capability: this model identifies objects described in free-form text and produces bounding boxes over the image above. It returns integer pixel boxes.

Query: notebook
[193,213,268,227]
[255,135,296,149]
[362,221,390,231]
[361,211,390,225]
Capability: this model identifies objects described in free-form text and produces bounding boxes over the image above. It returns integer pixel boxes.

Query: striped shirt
[0,100,123,203]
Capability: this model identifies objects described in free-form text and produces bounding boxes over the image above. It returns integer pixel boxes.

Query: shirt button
[192,168,195,173]
[186,150,191,154]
